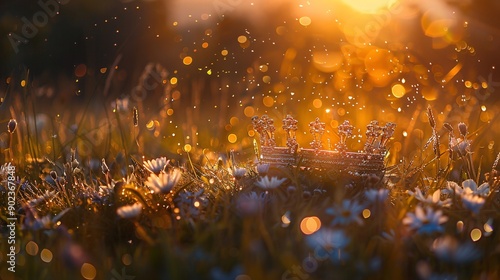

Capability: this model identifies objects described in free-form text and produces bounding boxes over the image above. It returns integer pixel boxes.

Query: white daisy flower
[117,203,143,219]
[143,157,169,174]
[146,168,182,194]
[254,176,286,190]
[408,187,452,207]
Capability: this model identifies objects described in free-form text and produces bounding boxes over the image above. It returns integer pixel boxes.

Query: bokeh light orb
[391,84,406,98]
[300,216,321,235]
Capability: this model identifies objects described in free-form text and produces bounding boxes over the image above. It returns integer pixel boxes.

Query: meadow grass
[1,71,500,280]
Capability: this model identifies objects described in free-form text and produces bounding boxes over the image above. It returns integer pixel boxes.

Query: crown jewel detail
[252,115,396,174]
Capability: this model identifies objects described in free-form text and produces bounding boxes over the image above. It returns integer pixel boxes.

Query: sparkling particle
[81,263,97,280]
[282,212,291,225]
[391,84,406,98]
[313,98,322,108]
[263,96,274,107]
[299,16,311,27]
[457,221,464,233]
[244,106,255,117]
[470,228,482,242]
[228,134,237,143]
[484,222,493,233]
[362,209,371,219]
[300,216,321,235]
[237,35,247,44]
[26,241,39,256]
[40,249,53,263]
[183,56,193,65]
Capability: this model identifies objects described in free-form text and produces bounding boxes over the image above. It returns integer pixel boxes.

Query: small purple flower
[403,206,448,234]
[364,188,389,204]
[306,228,351,264]
[232,167,247,180]
[254,176,286,190]
[256,163,270,175]
[455,179,490,197]
[461,192,484,214]
[432,235,482,264]
[327,199,364,226]
[235,191,268,216]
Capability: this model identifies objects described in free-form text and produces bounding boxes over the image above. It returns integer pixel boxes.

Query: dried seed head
[426,106,436,128]
[7,119,17,133]
[458,122,468,137]
[133,107,139,127]
[50,170,58,180]
[217,157,224,169]
[443,123,453,133]
[101,158,109,174]
[433,134,440,157]
[493,152,500,170]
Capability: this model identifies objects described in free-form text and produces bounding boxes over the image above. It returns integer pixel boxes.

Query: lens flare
[341,0,397,14]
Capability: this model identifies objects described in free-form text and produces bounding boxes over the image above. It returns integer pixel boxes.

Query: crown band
[252,115,395,174]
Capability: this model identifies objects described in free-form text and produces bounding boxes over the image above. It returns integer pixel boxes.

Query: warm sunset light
[2,0,499,279]
[341,0,398,14]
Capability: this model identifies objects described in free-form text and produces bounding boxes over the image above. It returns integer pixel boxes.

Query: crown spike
[336,120,353,152]
[282,114,299,154]
[364,120,381,153]
[252,115,276,147]
[309,117,325,153]
[379,122,396,154]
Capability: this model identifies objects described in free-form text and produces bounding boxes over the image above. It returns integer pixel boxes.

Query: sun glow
[341,0,397,14]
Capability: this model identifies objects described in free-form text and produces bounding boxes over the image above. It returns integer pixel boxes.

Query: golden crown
[252,115,396,175]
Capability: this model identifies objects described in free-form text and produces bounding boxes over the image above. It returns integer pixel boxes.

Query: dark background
[2,0,500,83]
